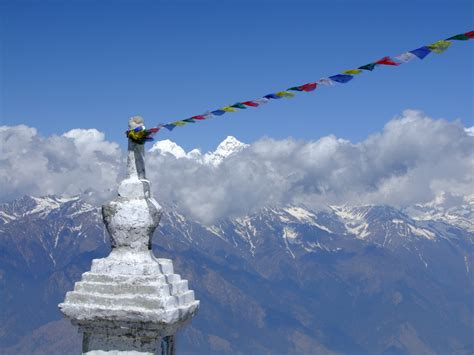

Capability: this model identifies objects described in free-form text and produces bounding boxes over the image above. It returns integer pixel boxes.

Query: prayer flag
[211,110,226,116]
[147,127,160,133]
[264,93,282,99]
[191,115,206,120]
[466,31,474,38]
[394,52,416,63]
[329,74,353,83]
[163,124,176,131]
[183,118,196,123]
[358,63,377,71]
[242,101,259,107]
[316,78,335,86]
[231,103,247,109]
[300,83,317,92]
[172,121,186,126]
[254,98,270,105]
[375,56,399,66]
[203,112,215,119]
[427,40,452,54]
[447,33,469,41]
[222,106,237,112]
[410,46,431,59]
[276,91,296,98]
[288,86,303,91]
[343,69,362,75]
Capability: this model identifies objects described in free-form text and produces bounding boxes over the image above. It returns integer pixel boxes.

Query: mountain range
[0,190,473,354]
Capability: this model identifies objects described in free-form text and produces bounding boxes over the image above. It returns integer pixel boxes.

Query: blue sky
[1,0,473,152]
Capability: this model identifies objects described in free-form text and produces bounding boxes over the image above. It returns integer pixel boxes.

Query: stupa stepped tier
[59,116,199,354]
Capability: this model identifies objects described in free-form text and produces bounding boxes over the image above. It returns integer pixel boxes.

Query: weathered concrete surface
[59,116,199,354]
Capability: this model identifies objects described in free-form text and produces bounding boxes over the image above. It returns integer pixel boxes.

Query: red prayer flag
[300,83,317,92]
[375,56,399,66]
[148,127,160,133]
[466,31,474,38]
[242,101,259,107]
[191,115,206,120]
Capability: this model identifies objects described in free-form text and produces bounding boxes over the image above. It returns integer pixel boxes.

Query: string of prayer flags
[128,30,473,139]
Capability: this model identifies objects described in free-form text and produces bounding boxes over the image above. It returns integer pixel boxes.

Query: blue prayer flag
[410,46,431,59]
[329,74,353,83]
[163,124,176,131]
[211,110,226,116]
[264,94,282,99]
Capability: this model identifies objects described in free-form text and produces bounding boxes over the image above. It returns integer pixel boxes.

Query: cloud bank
[1,110,472,223]
[0,126,123,203]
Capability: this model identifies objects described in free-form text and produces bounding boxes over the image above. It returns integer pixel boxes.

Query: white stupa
[59,116,199,354]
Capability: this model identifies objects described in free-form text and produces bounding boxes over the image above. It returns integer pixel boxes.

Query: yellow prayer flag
[222,106,237,112]
[343,69,362,75]
[428,40,452,54]
[128,130,146,141]
[276,91,296,98]
[172,121,186,126]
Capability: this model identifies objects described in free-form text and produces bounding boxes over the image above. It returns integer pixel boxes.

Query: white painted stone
[59,116,199,354]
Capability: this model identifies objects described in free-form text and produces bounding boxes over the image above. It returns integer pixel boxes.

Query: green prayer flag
[231,103,247,109]
[447,34,469,41]
[288,86,303,91]
[183,118,196,123]
[358,63,376,71]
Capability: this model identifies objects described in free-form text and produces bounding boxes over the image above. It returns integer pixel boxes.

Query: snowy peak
[331,204,439,242]
[405,192,474,232]
[149,139,187,158]
[204,136,248,166]
[216,136,248,156]
[0,195,92,225]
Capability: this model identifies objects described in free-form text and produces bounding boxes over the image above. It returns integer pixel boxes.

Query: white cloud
[0,125,123,203]
[1,110,472,223]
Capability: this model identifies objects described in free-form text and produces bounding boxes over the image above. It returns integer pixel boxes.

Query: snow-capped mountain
[148,139,188,158]
[405,192,474,232]
[202,136,248,166]
[1,195,473,354]
[148,136,248,166]
[0,195,96,225]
